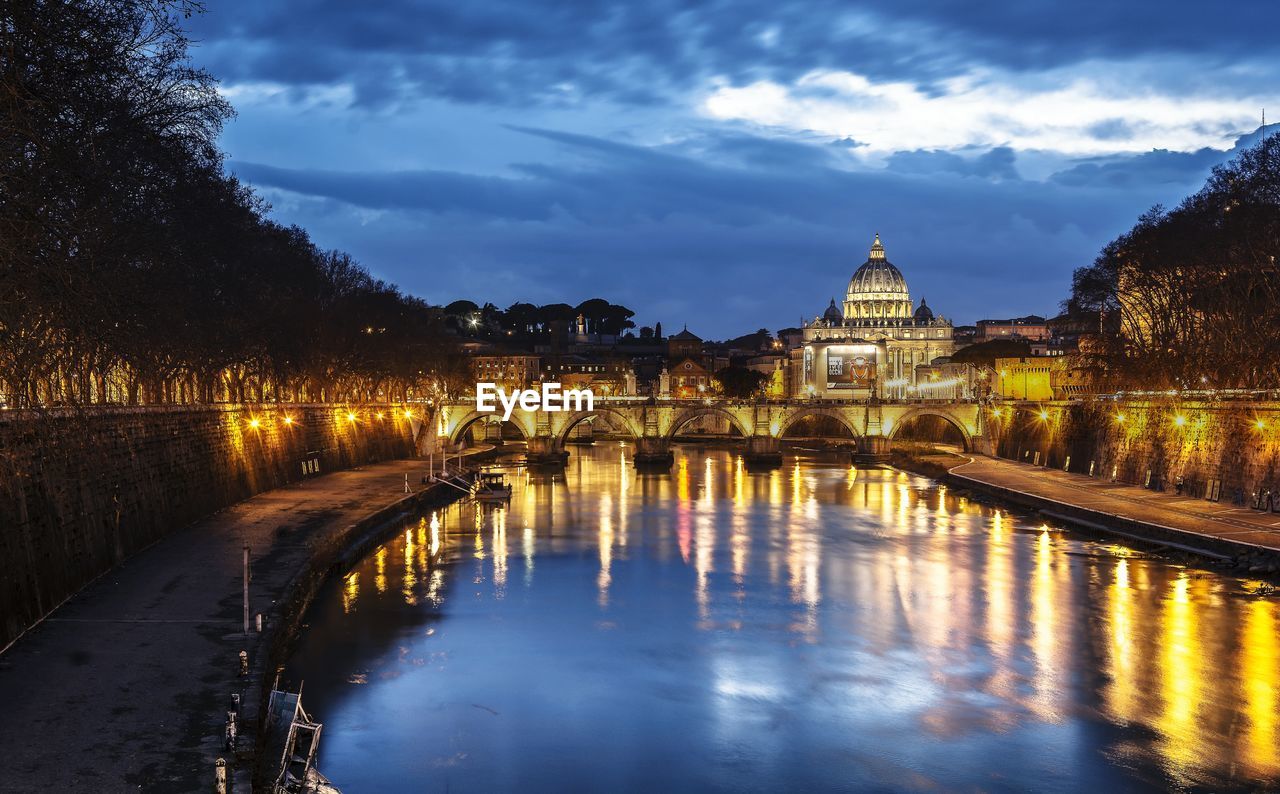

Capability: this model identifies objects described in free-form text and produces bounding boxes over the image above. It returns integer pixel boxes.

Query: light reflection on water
[286,445,1280,792]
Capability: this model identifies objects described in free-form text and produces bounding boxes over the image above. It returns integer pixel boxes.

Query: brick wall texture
[993,399,1280,504]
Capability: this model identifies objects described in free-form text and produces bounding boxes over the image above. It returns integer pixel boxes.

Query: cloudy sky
[187,0,1278,337]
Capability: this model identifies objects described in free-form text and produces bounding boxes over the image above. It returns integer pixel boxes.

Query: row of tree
[1,0,472,408]
[442,299,639,339]
[1068,133,1280,389]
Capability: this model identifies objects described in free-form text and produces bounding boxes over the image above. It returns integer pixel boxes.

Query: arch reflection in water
[288,445,1280,793]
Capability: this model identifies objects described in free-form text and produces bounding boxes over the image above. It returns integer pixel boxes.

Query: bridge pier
[632,436,674,467]
[744,436,783,468]
[527,435,569,466]
[854,435,892,463]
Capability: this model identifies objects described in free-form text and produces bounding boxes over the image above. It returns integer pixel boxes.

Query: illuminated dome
[843,234,913,320]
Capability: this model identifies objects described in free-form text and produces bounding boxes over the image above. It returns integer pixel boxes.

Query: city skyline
[187,1,1279,335]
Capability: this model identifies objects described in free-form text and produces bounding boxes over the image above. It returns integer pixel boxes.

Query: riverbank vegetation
[1,0,470,408]
[1067,133,1280,389]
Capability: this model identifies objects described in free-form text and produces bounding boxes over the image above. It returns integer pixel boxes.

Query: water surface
[287,445,1280,792]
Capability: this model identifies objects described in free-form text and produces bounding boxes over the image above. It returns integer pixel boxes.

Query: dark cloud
[885,147,1021,181]
[188,0,1280,107]
[230,128,1234,335]
[185,1,1280,336]
[1049,126,1276,189]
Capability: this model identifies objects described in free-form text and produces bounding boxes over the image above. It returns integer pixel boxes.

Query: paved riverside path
[950,454,1280,556]
[0,457,463,793]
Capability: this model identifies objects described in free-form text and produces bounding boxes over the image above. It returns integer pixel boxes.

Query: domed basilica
[792,234,954,399]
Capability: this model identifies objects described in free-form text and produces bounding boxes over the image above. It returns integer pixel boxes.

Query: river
[285,444,1280,792]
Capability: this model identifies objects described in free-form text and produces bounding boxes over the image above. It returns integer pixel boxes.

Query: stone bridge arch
[888,406,974,451]
[553,407,644,445]
[776,406,862,439]
[665,405,751,440]
[446,409,537,446]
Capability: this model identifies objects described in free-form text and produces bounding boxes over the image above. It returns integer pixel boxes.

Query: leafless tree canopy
[0,0,468,407]
[1068,133,1280,389]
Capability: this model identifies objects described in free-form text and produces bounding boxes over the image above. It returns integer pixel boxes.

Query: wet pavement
[0,458,433,793]
[286,445,1280,793]
[951,455,1280,554]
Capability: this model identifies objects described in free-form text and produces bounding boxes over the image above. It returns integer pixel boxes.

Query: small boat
[474,472,512,501]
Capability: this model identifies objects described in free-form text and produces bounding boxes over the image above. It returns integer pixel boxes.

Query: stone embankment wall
[0,405,416,648]
[992,398,1280,504]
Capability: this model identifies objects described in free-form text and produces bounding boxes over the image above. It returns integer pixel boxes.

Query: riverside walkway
[950,454,1280,560]
[0,456,479,793]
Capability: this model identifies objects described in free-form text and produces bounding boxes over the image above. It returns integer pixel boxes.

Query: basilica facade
[790,234,954,399]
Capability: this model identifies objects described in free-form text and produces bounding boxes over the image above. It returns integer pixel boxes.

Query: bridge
[428,398,991,465]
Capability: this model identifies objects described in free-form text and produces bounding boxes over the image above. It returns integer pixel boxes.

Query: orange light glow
[248,418,260,429]
[346,412,357,422]
[283,416,294,425]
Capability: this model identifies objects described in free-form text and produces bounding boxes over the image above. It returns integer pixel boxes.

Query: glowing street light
[283,416,294,425]
[1038,410,1049,421]
[346,412,357,423]
[1174,414,1187,427]
[1115,413,1126,424]
[248,418,261,429]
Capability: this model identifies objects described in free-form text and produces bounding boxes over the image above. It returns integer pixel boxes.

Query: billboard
[824,345,877,388]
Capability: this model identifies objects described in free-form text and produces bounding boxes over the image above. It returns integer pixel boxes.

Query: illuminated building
[993,356,1058,401]
[976,315,1050,341]
[792,234,955,399]
[664,328,719,398]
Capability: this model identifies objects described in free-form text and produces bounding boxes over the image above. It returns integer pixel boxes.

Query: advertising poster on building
[825,345,877,388]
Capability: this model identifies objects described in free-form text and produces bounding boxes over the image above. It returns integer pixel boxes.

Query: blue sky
[187,0,1279,337]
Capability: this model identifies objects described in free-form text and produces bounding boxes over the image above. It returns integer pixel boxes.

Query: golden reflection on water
[333,446,1280,789]
[1158,573,1202,776]
[598,493,613,606]
[341,571,358,614]
[1241,599,1280,778]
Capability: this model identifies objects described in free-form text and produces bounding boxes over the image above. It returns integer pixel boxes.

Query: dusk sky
[187,1,1279,338]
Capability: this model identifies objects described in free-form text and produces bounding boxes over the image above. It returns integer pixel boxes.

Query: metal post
[242,544,250,635]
